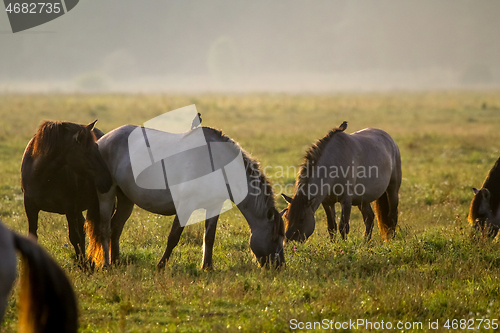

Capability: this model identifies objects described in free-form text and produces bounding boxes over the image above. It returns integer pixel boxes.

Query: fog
[1,0,499,92]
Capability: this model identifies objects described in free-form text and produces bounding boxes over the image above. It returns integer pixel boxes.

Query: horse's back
[350,128,401,172]
[351,128,399,154]
[96,125,243,216]
[324,127,401,203]
[97,125,177,215]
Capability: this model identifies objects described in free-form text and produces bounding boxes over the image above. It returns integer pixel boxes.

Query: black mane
[295,125,346,195]
[287,124,346,229]
[203,127,275,210]
[481,156,500,213]
[32,121,95,157]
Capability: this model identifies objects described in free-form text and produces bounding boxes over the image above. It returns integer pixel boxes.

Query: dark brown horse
[0,220,78,332]
[21,120,112,261]
[469,156,500,238]
[281,122,401,242]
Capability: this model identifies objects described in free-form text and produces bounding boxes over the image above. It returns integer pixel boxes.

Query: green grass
[1,92,500,332]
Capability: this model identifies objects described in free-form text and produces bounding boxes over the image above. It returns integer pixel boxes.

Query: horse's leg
[339,198,352,240]
[77,212,85,253]
[202,207,222,270]
[386,182,400,239]
[24,197,39,239]
[157,215,185,269]
[66,211,85,263]
[359,202,375,241]
[72,212,86,263]
[98,190,116,267]
[323,203,337,240]
[110,189,134,264]
[66,212,80,259]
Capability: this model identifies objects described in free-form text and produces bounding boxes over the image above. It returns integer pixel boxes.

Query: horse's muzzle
[285,231,307,243]
[257,247,285,269]
[474,218,500,238]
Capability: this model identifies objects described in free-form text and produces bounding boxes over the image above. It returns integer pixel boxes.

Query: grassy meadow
[1,92,500,332]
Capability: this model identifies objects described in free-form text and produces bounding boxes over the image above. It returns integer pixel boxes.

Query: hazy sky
[1,0,499,92]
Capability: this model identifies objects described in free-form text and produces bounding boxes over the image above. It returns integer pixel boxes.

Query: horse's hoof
[111,258,122,267]
[77,260,88,271]
[201,264,213,271]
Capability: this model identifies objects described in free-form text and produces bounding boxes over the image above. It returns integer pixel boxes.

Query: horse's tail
[85,192,106,267]
[13,233,78,333]
[373,192,397,241]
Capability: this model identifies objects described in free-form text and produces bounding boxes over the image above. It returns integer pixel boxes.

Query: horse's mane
[203,127,275,211]
[32,121,96,157]
[469,192,481,225]
[481,155,500,212]
[287,124,346,229]
[469,156,500,225]
[295,124,347,197]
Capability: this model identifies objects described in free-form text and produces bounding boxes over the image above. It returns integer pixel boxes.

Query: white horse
[86,125,285,269]
[0,220,78,332]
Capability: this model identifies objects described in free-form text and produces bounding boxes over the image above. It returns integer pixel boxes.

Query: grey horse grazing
[469,156,500,238]
[282,123,402,242]
[0,220,78,332]
[85,125,285,269]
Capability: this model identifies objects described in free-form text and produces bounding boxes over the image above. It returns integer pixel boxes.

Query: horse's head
[469,187,500,238]
[246,205,285,268]
[64,120,112,193]
[281,193,315,242]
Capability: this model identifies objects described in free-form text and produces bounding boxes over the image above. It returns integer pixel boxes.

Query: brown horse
[281,122,402,242]
[21,120,112,262]
[0,220,78,332]
[469,156,500,238]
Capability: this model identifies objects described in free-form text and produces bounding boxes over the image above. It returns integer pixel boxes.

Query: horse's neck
[303,146,349,210]
[299,175,329,212]
[237,189,268,230]
[485,162,500,212]
[236,200,255,230]
[32,151,67,180]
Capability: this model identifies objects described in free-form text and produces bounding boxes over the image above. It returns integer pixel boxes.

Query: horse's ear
[270,208,284,241]
[473,187,479,195]
[281,193,292,204]
[483,188,491,201]
[267,208,275,221]
[73,130,86,144]
[86,120,98,131]
[279,208,288,217]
